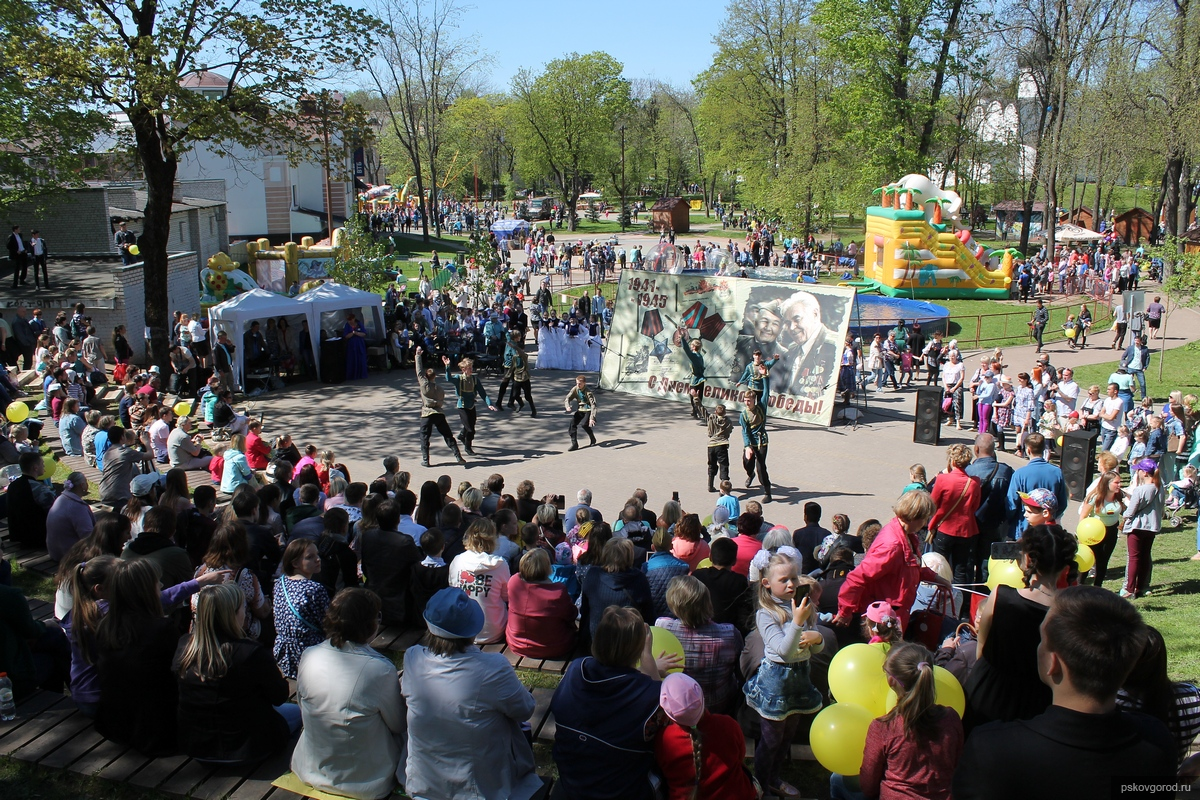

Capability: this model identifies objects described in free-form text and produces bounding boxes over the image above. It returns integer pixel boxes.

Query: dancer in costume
[443,355,496,456]
[741,386,772,503]
[563,375,597,452]
[497,331,537,417]
[684,339,707,420]
[415,348,465,467]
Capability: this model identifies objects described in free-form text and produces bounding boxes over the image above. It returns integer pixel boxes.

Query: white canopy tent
[1036,223,1105,242]
[295,282,386,360]
[207,289,310,388]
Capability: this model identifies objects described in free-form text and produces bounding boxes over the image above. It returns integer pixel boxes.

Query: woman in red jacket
[505,549,577,659]
[834,491,948,633]
[928,444,982,586]
[654,673,757,800]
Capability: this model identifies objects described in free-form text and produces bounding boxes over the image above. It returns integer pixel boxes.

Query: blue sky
[456,0,724,90]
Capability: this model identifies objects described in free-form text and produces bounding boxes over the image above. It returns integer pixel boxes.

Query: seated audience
[292,589,404,799]
[192,522,271,640]
[175,583,298,763]
[402,587,544,800]
[360,499,420,627]
[655,575,743,714]
[693,537,753,634]
[506,548,576,660]
[580,538,654,639]
[645,527,690,619]
[654,672,757,800]
[46,472,94,562]
[273,539,331,679]
[448,518,511,644]
[551,605,679,800]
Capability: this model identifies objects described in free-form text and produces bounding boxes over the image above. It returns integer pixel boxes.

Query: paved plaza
[254,292,1200,527]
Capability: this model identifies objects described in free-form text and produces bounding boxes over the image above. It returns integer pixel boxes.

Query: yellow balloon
[933,666,967,717]
[1057,435,1064,447]
[649,625,685,674]
[5,401,29,423]
[128,244,140,256]
[986,558,1024,592]
[1076,517,1106,547]
[828,643,888,714]
[1065,328,1076,339]
[1075,544,1095,573]
[810,703,874,776]
[696,558,713,570]
[883,666,967,718]
[173,401,193,417]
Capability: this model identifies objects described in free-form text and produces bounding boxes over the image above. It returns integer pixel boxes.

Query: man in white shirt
[148,407,174,463]
[1098,382,1125,452]
[28,229,48,288]
[1054,367,1079,418]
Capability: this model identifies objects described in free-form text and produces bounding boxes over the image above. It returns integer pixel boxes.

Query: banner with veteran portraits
[600,269,856,426]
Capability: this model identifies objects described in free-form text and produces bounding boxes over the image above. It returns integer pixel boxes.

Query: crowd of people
[2,419,1197,799]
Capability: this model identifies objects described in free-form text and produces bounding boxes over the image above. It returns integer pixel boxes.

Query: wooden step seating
[0,593,561,800]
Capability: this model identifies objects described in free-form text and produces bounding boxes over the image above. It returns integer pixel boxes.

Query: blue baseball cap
[423,587,484,640]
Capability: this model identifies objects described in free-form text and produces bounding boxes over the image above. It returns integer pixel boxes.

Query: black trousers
[569,411,594,444]
[510,380,535,412]
[743,445,770,491]
[31,255,48,286]
[1092,522,1120,587]
[457,407,477,446]
[689,382,705,417]
[421,413,456,455]
[933,532,979,588]
[707,445,729,481]
[10,253,27,287]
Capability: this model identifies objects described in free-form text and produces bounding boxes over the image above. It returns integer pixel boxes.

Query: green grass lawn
[1070,339,1200,399]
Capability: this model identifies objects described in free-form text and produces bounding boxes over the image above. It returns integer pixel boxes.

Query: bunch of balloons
[810,641,968,777]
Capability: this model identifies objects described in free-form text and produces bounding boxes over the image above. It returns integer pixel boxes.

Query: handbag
[907,585,956,650]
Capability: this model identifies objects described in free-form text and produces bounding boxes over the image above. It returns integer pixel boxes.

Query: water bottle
[0,673,15,721]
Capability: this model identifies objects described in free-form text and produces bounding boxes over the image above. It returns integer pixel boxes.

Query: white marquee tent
[294,282,386,345]
[207,289,309,388]
[208,282,385,386]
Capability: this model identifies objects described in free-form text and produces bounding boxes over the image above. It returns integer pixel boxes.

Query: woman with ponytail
[175,583,298,763]
[64,554,227,718]
[654,673,756,800]
[831,643,962,800]
[964,523,1076,731]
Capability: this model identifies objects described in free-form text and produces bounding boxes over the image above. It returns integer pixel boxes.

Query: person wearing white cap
[401,587,543,800]
[654,672,757,800]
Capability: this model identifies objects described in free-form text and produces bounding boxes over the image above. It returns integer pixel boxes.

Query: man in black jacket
[7,225,28,288]
[954,586,1175,800]
[359,499,420,627]
[966,433,1014,584]
[232,488,281,593]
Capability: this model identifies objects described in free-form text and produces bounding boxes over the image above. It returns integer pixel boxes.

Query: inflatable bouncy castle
[858,175,1013,300]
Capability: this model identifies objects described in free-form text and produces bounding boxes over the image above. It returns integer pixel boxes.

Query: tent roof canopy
[208,288,304,320]
[491,218,531,234]
[295,282,383,308]
[1036,224,1099,242]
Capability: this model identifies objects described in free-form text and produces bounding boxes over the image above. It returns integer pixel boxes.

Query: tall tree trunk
[916,0,966,160]
[1162,154,1184,238]
[131,114,176,369]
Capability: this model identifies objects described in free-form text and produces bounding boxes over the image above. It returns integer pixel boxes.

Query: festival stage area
[261,364,992,524]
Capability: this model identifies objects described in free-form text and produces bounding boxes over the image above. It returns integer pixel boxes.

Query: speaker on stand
[1062,428,1099,501]
[914,387,942,446]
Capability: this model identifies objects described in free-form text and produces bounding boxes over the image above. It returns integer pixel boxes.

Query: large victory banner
[600,270,856,426]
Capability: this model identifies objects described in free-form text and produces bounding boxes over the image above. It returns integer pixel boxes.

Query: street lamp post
[619,125,627,233]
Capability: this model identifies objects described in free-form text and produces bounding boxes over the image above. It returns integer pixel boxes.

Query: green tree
[0,0,111,209]
[34,0,377,364]
[510,52,631,231]
[326,215,393,292]
[370,0,485,241]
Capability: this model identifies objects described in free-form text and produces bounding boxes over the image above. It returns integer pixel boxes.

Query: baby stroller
[1167,480,1199,528]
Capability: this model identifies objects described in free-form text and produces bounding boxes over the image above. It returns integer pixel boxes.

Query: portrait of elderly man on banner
[730,287,843,401]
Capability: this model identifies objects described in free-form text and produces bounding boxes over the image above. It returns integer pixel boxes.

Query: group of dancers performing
[409,325,775,504]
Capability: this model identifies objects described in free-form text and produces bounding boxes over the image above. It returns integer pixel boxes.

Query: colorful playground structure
[201,231,343,309]
[854,174,1014,300]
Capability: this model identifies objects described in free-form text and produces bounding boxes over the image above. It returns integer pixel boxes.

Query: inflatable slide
[858,174,1013,300]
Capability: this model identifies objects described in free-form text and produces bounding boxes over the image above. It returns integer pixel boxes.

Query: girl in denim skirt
[743,553,824,797]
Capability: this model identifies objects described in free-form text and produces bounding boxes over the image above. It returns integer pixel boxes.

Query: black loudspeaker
[914,387,942,445]
[1062,429,1098,501]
